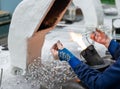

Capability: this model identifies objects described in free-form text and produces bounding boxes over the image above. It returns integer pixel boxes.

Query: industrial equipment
[112,18,120,42]
[2,0,114,89]
[8,0,105,75]
[0,10,11,46]
[8,0,72,75]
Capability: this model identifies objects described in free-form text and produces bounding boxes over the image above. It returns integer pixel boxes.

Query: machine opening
[37,0,71,31]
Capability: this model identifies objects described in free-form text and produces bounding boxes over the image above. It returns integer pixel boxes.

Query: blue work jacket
[58,39,120,89]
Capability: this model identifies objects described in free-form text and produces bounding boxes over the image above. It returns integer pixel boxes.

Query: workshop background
[0,0,120,89]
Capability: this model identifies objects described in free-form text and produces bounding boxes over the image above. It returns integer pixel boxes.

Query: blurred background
[0,0,117,47]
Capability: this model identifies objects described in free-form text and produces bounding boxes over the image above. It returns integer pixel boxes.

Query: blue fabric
[58,40,120,89]
[108,40,119,58]
[58,48,82,68]
[68,56,82,68]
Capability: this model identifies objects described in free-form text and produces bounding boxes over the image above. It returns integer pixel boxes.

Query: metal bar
[0,20,11,26]
[0,68,3,87]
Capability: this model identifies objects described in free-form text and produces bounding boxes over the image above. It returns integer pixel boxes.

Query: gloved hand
[90,29,111,48]
[50,40,64,60]
[50,41,74,61]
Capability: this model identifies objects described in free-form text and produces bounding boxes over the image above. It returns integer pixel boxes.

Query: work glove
[51,41,74,61]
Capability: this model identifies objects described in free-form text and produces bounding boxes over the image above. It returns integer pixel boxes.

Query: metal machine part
[73,0,104,27]
[81,45,104,66]
[0,68,3,87]
[80,45,112,71]
[63,2,83,24]
[8,0,72,75]
[8,0,105,75]
[112,18,120,42]
[115,0,120,15]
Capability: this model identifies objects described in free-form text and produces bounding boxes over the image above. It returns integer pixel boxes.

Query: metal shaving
[25,57,76,89]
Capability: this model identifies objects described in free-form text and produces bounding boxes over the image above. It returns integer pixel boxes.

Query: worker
[50,29,120,89]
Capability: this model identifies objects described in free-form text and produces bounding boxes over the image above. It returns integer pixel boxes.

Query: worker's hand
[50,40,64,60]
[90,29,111,48]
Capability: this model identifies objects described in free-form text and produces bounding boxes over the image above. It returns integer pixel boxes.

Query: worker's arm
[58,47,120,89]
[51,40,120,89]
[108,39,120,60]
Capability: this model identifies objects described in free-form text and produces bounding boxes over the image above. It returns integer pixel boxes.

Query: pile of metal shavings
[25,57,76,89]
[1,74,42,89]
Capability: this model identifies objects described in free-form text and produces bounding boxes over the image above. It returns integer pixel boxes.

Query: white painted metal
[73,0,104,27]
[8,0,56,74]
[8,0,72,75]
[115,0,120,15]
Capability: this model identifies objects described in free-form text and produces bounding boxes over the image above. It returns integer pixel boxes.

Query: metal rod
[0,68,3,87]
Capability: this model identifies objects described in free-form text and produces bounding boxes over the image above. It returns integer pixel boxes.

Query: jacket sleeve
[58,47,120,89]
[73,60,120,89]
[108,39,120,60]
